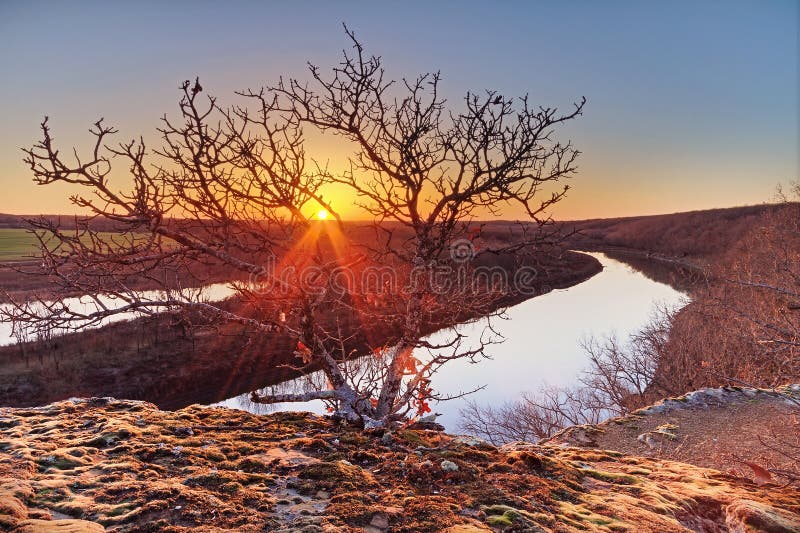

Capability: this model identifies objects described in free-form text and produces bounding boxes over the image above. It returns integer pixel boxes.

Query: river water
[216,252,688,430]
[0,283,238,346]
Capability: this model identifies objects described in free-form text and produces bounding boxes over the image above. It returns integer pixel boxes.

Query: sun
[316,209,329,220]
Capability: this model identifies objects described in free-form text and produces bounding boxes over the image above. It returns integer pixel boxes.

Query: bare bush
[459,304,680,443]
[4,28,584,427]
[460,386,611,445]
[581,303,681,410]
[754,427,800,487]
[459,191,800,443]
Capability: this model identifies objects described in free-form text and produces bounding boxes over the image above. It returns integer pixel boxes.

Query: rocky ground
[1,398,799,532]
[545,385,800,487]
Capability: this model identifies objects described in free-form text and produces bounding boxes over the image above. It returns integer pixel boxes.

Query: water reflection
[0,283,238,346]
[218,253,688,430]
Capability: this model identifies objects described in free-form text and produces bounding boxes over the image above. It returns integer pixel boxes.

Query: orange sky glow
[0,1,796,221]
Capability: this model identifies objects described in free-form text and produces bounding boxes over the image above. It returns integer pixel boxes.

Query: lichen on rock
[0,397,797,532]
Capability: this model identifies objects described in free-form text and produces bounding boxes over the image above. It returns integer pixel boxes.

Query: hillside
[559,203,783,261]
[1,204,783,266]
[1,397,799,532]
[555,202,800,404]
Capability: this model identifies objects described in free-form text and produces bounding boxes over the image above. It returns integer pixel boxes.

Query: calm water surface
[217,253,688,430]
[0,283,237,346]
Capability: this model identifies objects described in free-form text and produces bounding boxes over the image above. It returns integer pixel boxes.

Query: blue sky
[0,0,797,218]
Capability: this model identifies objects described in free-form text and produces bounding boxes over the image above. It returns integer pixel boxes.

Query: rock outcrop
[545,385,800,488]
[0,397,798,532]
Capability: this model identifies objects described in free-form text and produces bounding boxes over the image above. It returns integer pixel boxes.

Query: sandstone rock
[369,512,389,529]
[547,425,600,447]
[12,519,105,533]
[259,447,321,468]
[453,435,492,448]
[637,432,658,449]
[726,499,800,533]
[441,460,459,472]
[442,524,493,533]
[171,426,194,437]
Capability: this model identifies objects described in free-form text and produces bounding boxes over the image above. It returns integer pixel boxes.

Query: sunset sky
[0,0,797,220]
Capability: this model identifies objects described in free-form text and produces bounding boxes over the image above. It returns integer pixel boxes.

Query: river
[0,283,238,346]
[216,252,688,431]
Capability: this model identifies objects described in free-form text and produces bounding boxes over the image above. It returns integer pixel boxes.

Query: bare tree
[460,385,609,445]
[652,190,800,392]
[459,305,679,443]
[251,27,585,424]
[5,29,584,427]
[579,303,681,410]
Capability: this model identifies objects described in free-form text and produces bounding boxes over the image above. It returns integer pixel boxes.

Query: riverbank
[565,203,800,402]
[0,251,602,410]
[2,397,798,532]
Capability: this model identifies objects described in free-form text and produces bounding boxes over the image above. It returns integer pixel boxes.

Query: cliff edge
[545,385,800,489]
[1,397,798,532]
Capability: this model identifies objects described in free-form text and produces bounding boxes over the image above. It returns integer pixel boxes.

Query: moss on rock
[0,398,797,532]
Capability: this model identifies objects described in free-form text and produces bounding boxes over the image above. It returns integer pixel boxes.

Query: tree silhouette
[5,28,584,427]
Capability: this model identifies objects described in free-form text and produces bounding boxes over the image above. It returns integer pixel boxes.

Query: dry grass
[562,203,782,260]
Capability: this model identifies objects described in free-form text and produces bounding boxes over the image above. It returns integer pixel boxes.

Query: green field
[0,228,149,262]
[0,228,40,261]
